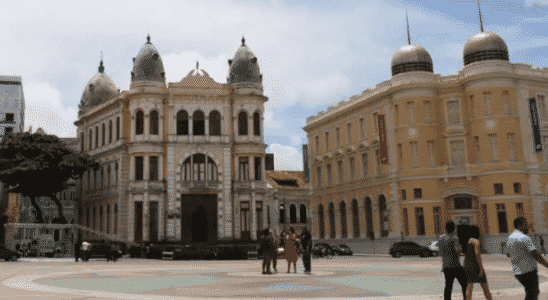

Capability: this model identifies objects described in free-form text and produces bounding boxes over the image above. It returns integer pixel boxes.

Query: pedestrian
[463,225,493,300]
[81,241,91,261]
[270,230,278,273]
[300,227,312,274]
[284,227,299,273]
[506,217,548,300]
[438,221,467,300]
[259,229,273,274]
[74,240,81,262]
[540,236,545,255]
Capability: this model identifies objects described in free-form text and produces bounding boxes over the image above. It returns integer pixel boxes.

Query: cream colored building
[304,29,548,252]
[75,36,273,244]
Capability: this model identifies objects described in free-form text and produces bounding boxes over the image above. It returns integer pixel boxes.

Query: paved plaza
[0,255,545,299]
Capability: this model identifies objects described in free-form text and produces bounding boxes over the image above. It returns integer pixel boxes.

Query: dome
[463,32,509,66]
[228,37,262,84]
[131,35,166,82]
[391,44,433,76]
[79,60,119,109]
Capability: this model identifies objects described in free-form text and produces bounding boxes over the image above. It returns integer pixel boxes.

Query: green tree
[0,132,98,224]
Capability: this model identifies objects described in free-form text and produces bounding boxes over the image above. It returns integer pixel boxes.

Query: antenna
[477,0,484,32]
[406,11,411,45]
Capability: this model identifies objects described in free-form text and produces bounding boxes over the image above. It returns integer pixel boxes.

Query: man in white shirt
[506,217,548,300]
[438,221,467,300]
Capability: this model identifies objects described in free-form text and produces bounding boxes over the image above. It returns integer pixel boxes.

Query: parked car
[389,241,437,258]
[428,241,439,256]
[331,244,353,256]
[0,246,20,261]
[81,242,122,261]
[312,243,333,259]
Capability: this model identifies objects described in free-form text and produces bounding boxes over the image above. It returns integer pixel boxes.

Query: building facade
[304,29,548,249]
[74,36,273,244]
[0,75,24,136]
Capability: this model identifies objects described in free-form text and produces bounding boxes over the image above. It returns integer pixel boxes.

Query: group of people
[439,217,548,300]
[258,226,312,275]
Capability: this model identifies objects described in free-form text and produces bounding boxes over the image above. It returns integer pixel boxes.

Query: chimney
[265,153,274,171]
[302,144,309,182]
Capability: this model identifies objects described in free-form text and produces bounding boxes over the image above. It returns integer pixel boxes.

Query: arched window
[253,111,261,136]
[379,195,388,237]
[109,120,113,143]
[208,157,218,181]
[102,123,105,146]
[340,201,348,238]
[135,110,144,135]
[150,110,159,135]
[177,110,189,135]
[300,204,307,223]
[116,117,120,141]
[209,110,221,136]
[352,199,360,238]
[181,154,218,182]
[279,204,285,224]
[365,197,373,239]
[318,204,325,238]
[238,111,248,136]
[193,110,205,136]
[329,202,336,239]
[290,204,297,224]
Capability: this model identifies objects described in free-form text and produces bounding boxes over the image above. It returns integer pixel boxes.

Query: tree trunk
[29,196,44,224]
[50,193,67,224]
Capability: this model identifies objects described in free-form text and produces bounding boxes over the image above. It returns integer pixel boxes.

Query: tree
[0,132,98,224]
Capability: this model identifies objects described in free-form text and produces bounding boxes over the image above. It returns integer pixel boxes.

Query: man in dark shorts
[438,221,467,300]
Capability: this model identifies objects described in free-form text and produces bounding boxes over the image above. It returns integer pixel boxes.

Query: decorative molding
[441,187,479,199]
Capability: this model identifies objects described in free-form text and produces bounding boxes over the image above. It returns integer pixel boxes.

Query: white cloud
[267,144,303,171]
[263,109,281,129]
[24,82,77,137]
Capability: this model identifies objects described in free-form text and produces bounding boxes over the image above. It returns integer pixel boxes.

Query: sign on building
[529,98,543,153]
[377,114,388,164]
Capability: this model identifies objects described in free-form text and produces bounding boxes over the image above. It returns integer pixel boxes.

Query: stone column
[334,201,341,239]
[143,196,149,241]
[346,201,354,239]
[205,116,209,138]
[251,195,257,240]
[189,116,193,141]
[372,202,380,239]
[128,196,134,242]
[358,201,366,239]
[388,182,402,238]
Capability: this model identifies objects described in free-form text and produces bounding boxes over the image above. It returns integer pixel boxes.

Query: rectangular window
[373,112,379,135]
[114,204,118,234]
[401,189,406,200]
[135,156,144,181]
[114,162,118,186]
[434,206,441,235]
[416,207,425,236]
[411,142,419,169]
[316,167,322,187]
[489,135,498,162]
[107,165,111,186]
[336,127,341,148]
[106,205,110,234]
[315,136,320,155]
[485,93,492,116]
[338,160,344,184]
[538,95,547,121]
[428,141,435,168]
[403,208,409,236]
[240,201,250,238]
[513,182,521,194]
[425,101,431,124]
[254,157,261,181]
[509,134,517,162]
[347,123,352,145]
[447,100,460,124]
[494,183,503,195]
[516,202,524,218]
[95,127,99,148]
[408,103,414,126]
[239,157,249,181]
[4,127,13,135]
[450,140,466,166]
[496,203,509,233]
[325,132,329,152]
[414,188,422,199]
[327,164,332,186]
[359,118,365,140]
[398,144,403,170]
[149,156,159,181]
[503,91,510,115]
[5,113,14,122]
[362,153,368,178]
[349,157,355,182]
[134,202,143,242]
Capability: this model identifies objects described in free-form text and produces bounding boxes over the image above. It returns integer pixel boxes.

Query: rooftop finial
[98,51,105,73]
[196,61,199,70]
[241,36,246,46]
[146,33,151,44]
[406,11,411,45]
[477,0,484,32]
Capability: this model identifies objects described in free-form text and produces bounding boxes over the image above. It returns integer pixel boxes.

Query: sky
[2,0,548,171]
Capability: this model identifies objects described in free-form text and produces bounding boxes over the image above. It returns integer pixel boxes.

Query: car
[81,242,123,261]
[0,246,20,261]
[428,241,439,256]
[331,244,353,256]
[389,241,437,258]
[312,243,334,259]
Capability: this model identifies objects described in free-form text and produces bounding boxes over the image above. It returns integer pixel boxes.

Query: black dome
[131,35,166,82]
[228,37,262,84]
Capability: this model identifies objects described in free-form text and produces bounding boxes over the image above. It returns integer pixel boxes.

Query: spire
[241,36,246,46]
[98,51,104,73]
[406,11,411,45]
[146,33,151,44]
[196,61,199,70]
[477,0,484,32]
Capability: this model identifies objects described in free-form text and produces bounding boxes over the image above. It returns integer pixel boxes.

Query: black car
[81,243,123,261]
[389,241,436,258]
[0,246,20,261]
[331,244,353,256]
[312,243,333,259]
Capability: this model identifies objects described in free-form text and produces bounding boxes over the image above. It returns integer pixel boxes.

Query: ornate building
[74,36,274,244]
[305,25,548,251]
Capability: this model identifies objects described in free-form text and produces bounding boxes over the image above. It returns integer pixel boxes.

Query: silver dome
[228,37,262,84]
[131,35,166,82]
[391,44,433,76]
[80,60,119,109]
[463,32,509,65]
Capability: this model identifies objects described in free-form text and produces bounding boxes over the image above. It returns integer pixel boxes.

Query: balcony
[443,164,472,181]
[444,122,465,135]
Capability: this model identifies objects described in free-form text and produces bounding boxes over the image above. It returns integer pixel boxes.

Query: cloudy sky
[2,0,548,171]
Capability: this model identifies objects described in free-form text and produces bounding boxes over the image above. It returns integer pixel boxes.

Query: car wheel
[326,250,333,259]
[394,252,401,258]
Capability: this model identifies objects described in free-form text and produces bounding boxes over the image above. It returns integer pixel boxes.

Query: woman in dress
[463,225,493,300]
[284,227,300,273]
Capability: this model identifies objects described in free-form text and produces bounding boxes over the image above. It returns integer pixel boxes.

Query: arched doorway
[340,201,347,238]
[180,194,218,245]
[192,206,208,243]
[379,195,388,237]
[328,202,336,239]
[352,199,359,238]
[365,197,373,239]
[318,204,325,239]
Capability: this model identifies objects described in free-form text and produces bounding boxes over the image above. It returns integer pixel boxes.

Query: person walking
[506,217,548,300]
[438,221,467,300]
[300,227,312,274]
[270,230,278,273]
[284,227,299,273]
[81,241,91,261]
[463,225,493,300]
[259,229,273,274]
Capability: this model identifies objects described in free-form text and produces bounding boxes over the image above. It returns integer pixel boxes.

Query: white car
[428,241,439,256]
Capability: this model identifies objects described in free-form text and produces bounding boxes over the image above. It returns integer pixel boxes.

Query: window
[240,201,250,236]
[336,127,341,148]
[253,111,261,136]
[109,120,113,143]
[318,204,325,239]
[176,110,189,135]
[496,203,508,233]
[100,206,103,232]
[538,95,547,121]
[411,142,419,169]
[338,160,343,184]
[516,202,524,218]
[325,132,330,151]
[315,136,320,155]
[100,166,104,188]
[4,127,13,135]
[107,164,111,186]
[513,182,521,194]
[149,156,158,181]
[509,134,517,162]
[362,153,368,178]
[300,204,307,223]
[454,197,473,209]
[81,133,84,152]
[425,101,431,124]
[347,123,352,145]
[279,204,286,224]
[503,91,510,115]
[207,157,218,181]
[434,206,441,235]
[193,110,205,136]
[239,157,249,181]
[349,157,355,182]
[238,111,248,136]
[359,118,365,140]
[340,201,348,238]
[394,105,399,126]
[5,113,13,122]
[86,208,90,228]
[93,207,97,230]
[401,189,406,200]
[106,205,110,234]
[450,140,466,166]
[150,110,159,135]
[290,204,297,224]
[89,129,93,150]
[327,164,332,186]
[135,156,144,181]
[95,126,99,148]
[254,157,261,181]
[102,123,105,146]
[447,100,460,124]
[135,110,144,135]
[316,167,322,187]
[116,116,120,141]
[114,162,118,185]
[114,204,118,234]
[192,154,206,182]
[494,183,503,195]
[256,201,263,232]
[329,203,336,238]
[485,92,492,117]
[373,112,379,135]
[403,208,409,236]
[489,135,498,162]
[416,207,425,236]
[408,103,414,126]
[428,141,435,168]
[398,144,403,170]
[209,110,221,136]
[413,188,422,199]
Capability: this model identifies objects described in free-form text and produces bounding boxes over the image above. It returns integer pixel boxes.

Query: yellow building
[304,29,548,252]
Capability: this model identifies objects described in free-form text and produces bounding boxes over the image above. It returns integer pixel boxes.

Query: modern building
[304,25,548,252]
[0,75,24,136]
[74,35,275,244]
